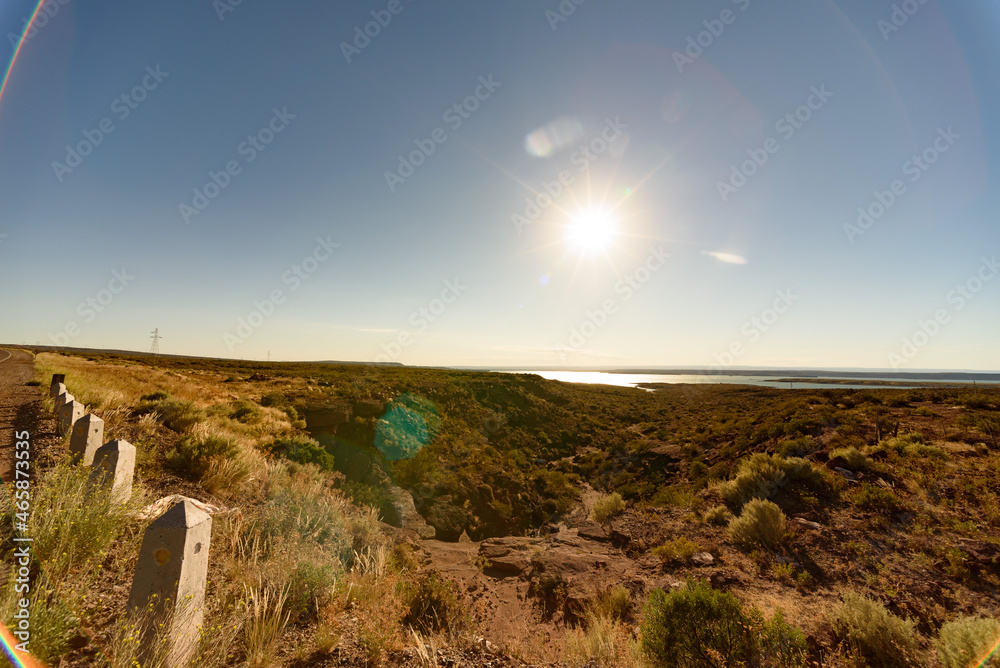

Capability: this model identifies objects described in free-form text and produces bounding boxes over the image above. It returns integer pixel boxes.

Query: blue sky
[0,0,998,370]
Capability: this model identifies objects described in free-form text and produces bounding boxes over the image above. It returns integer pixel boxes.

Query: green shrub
[880,431,925,453]
[591,492,626,523]
[936,616,1000,668]
[719,453,821,507]
[389,543,420,572]
[267,437,334,471]
[652,537,701,564]
[832,591,921,668]
[957,393,992,410]
[165,435,239,479]
[287,561,338,621]
[728,499,787,551]
[853,483,900,513]
[401,572,468,637]
[248,485,355,566]
[136,398,205,432]
[259,392,288,407]
[222,398,263,424]
[641,579,756,667]
[342,481,394,515]
[590,584,632,622]
[140,390,169,401]
[778,436,816,458]
[650,485,696,508]
[829,446,871,470]
[878,431,948,459]
[758,610,809,668]
[641,579,807,668]
[704,504,733,526]
[904,443,948,459]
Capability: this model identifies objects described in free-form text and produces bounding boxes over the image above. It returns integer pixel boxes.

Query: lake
[494,370,985,391]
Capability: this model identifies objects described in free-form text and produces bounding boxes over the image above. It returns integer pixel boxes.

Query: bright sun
[566,207,617,255]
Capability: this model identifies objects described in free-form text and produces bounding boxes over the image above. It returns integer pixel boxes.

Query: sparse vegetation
[728,498,787,550]
[936,616,1000,668]
[267,436,335,470]
[853,483,901,513]
[641,579,757,667]
[704,504,733,525]
[589,584,632,622]
[641,579,807,668]
[136,397,206,432]
[165,434,239,480]
[832,591,922,668]
[564,613,645,668]
[830,446,872,470]
[652,536,701,564]
[718,453,823,507]
[11,351,1000,667]
[400,572,469,638]
[590,491,626,523]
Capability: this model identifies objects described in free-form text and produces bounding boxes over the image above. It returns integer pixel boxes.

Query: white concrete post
[55,391,74,413]
[70,414,105,465]
[58,400,84,436]
[127,497,212,667]
[49,374,66,397]
[88,439,136,503]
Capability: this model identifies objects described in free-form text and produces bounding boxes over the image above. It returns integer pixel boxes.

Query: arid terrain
[2,349,999,667]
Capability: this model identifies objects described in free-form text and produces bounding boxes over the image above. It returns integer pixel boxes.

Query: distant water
[497,370,954,391]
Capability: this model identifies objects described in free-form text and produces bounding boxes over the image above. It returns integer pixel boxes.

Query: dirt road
[0,348,43,482]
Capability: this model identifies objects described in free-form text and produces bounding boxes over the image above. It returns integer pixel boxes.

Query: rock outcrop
[382,485,436,539]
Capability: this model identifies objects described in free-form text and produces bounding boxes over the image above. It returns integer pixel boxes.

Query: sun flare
[566,207,618,256]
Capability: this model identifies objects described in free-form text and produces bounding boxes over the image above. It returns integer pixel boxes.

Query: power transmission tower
[149,328,162,355]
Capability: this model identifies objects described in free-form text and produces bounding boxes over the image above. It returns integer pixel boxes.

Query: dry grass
[563,614,647,667]
[242,580,291,668]
[590,491,626,523]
